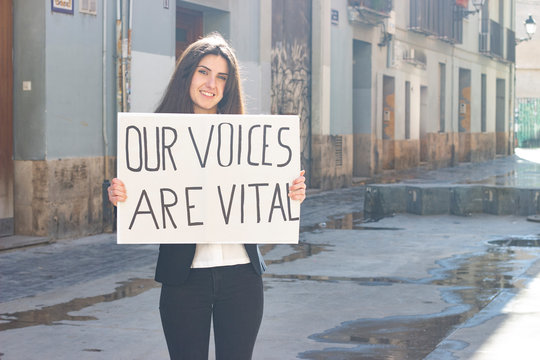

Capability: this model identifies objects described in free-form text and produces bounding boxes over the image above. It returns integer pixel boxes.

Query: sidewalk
[0,150,539,359]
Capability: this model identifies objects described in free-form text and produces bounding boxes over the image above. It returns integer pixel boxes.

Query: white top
[191,244,251,268]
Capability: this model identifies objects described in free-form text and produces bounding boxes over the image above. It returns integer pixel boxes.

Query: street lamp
[516,15,537,44]
[456,0,485,19]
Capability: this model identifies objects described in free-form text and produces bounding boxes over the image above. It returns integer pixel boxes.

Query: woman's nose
[206,76,216,88]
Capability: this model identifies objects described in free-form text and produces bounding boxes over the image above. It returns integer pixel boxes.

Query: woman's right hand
[108,178,127,206]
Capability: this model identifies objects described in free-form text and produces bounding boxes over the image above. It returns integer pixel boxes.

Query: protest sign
[116,113,301,244]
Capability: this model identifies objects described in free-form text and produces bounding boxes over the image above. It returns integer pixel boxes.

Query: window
[481,74,487,132]
[405,81,411,139]
[439,63,446,132]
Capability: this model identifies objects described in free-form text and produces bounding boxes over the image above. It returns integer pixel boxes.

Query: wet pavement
[1,149,540,359]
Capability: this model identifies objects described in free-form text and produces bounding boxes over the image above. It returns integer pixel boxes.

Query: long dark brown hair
[155,32,244,115]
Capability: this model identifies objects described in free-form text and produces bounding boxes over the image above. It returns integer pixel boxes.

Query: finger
[289,190,305,198]
[289,193,306,202]
[289,182,306,191]
[111,178,125,186]
[110,179,127,199]
[108,186,127,206]
[108,188,117,206]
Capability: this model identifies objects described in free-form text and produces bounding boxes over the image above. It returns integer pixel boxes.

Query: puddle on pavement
[488,235,540,247]
[260,243,331,266]
[300,212,403,232]
[259,212,401,268]
[459,171,518,186]
[0,278,159,331]
[263,273,405,286]
[299,246,538,360]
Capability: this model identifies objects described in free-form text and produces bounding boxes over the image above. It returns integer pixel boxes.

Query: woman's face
[189,54,229,114]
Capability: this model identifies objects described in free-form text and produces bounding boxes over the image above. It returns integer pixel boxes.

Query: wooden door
[176,7,203,59]
[0,0,14,237]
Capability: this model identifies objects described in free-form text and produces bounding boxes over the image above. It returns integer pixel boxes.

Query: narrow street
[1,150,540,359]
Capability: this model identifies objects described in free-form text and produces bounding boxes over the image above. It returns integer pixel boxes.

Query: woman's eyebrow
[197,65,228,76]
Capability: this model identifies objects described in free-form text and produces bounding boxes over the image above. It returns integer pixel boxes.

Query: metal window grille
[515,98,540,148]
[335,136,343,167]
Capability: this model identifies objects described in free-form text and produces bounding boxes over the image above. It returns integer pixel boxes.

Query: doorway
[458,68,471,162]
[176,7,203,59]
[419,85,428,161]
[495,78,506,154]
[352,40,371,176]
[382,75,395,170]
[0,0,13,237]
[0,1,14,236]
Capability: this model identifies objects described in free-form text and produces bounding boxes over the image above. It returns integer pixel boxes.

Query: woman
[108,33,306,360]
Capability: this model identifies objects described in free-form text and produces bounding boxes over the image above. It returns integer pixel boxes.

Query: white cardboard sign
[116,113,301,244]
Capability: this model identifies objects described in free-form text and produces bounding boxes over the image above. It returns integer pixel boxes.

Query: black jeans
[159,264,264,360]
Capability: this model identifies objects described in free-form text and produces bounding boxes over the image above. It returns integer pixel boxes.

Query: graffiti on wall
[271,0,311,181]
[271,41,311,174]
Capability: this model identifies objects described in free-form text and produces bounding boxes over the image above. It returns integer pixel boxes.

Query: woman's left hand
[288,170,307,204]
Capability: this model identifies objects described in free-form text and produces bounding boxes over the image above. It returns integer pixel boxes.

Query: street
[1,150,540,360]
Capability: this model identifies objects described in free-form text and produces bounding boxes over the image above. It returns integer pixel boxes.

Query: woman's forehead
[197,54,229,73]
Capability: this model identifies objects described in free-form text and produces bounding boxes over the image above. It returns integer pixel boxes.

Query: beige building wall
[516,0,540,98]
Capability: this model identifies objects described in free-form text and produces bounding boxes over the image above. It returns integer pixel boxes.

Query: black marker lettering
[247,125,260,166]
[185,187,203,226]
[217,122,233,167]
[268,183,286,222]
[277,127,292,167]
[160,188,178,229]
[237,124,242,165]
[189,125,214,168]
[129,190,159,229]
[162,126,178,171]
[126,125,142,172]
[217,184,236,224]
[248,183,269,223]
[286,182,300,221]
[262,124,272,166]
[144,127,160,171]
[240,184,245,223]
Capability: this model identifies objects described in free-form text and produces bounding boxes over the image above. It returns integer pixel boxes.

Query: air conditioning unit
[403,48,415,61]
[403,47,426,69]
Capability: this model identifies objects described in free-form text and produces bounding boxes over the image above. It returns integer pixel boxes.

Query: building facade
[0,0,516,241]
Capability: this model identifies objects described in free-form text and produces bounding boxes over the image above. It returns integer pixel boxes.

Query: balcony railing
[348,0,393,25]
[506,28,515,62]
[409,0,462,44]
[490,20,503,58]
[348,0,392,14]
[479,19,504,59]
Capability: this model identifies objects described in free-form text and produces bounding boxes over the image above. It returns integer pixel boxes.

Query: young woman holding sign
[108,33,306,360]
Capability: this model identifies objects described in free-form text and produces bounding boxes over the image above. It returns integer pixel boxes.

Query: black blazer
[154,244,266,285]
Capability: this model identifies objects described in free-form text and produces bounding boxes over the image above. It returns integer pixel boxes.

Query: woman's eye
[218,75,228,81]
[198,69,207,75]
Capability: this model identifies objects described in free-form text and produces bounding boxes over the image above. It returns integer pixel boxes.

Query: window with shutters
[409,0,463,44]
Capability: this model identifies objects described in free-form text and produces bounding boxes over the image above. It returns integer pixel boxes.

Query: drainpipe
[102,1,113,231]
[450,45,456,166]
[127,0,133,112]
[120,0,129,112]
[102,1,109,180]
[116,0,123,111]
